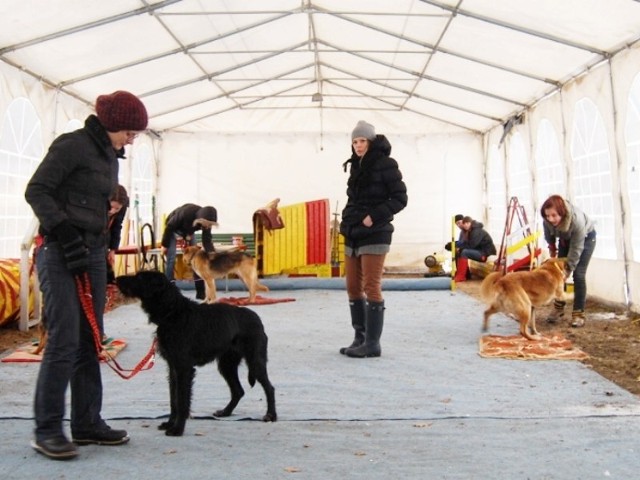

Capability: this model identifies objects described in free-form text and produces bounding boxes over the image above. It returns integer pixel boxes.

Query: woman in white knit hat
[338,120,408,358]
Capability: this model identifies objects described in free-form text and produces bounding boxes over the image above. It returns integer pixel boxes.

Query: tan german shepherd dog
[182,246,268,303]
[480,258,566,341]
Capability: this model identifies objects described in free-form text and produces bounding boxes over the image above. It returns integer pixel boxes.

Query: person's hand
[362,215,373,227]
[52,221,89,275]
[161,246,168,257]
[107,250,115,265]
[548,244,557,258]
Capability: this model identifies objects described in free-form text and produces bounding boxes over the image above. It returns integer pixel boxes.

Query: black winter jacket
[460,221,496,257]
[25,115,120,247]
[339,135,408,248]
[161,203,214,252]
[108,205,128,251]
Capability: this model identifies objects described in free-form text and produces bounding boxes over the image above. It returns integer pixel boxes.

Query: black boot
[195,278,206,300]
[339,299,366,355]
[346,301,384,358]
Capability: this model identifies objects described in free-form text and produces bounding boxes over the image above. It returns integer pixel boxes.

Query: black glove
[444,242,452,251]
[52,221,89,275]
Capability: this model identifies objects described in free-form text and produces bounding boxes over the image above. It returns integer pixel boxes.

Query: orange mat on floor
[479,333,588,360]
[217,295,296,306]
[1,338,127,363]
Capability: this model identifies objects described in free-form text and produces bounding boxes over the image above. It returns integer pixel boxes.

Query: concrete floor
[1,283,639,479]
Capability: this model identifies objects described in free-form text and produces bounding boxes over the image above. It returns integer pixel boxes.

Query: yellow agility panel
[261,202,307,275]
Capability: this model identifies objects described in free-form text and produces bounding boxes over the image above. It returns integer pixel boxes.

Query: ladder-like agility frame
[495,196,541,274]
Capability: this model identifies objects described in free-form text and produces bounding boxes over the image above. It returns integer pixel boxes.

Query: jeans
[34,241,108,440]
[164,233,197,281]
[164,234,205,291]
[459,248,486,262]
[559,230,596,312]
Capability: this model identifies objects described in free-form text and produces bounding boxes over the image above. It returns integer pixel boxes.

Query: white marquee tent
[2,0,640,309]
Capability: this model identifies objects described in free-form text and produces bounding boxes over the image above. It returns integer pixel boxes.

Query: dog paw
[263,413,277,422]
[165,428,184,436]
[213,409,232,417]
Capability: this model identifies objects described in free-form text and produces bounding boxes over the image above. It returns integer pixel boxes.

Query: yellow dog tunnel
[256,199,331,276]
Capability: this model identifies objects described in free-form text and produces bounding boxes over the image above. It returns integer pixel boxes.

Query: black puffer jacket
[339,135,408,248]
[25,115,120,247]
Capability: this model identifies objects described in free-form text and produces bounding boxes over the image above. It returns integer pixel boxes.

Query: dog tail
[479,271,503,303]
[246,333,269,388]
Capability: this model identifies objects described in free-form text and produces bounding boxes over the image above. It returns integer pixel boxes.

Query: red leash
[75,273,156,379]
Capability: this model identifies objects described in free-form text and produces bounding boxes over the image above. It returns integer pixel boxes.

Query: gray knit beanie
[351,120,376,141]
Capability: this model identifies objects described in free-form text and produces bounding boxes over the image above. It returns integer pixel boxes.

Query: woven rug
[479,333,589,360]
[1,338,127,363]
[217,295,296,306]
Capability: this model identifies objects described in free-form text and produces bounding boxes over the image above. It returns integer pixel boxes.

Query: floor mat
[1,338,127,363]
[217,295,296,306]
[479,333,589,360]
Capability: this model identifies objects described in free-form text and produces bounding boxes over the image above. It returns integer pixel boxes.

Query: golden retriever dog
[480,258,566,341]
[182,245,268,303]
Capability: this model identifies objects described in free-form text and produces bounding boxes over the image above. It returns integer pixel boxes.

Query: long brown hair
[110,184,129,208]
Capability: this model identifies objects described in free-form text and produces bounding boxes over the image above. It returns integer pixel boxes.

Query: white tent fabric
[1,0,640,135]
[2,1,640,310]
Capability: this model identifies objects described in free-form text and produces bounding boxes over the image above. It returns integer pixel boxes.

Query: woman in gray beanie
[339,120,408,358]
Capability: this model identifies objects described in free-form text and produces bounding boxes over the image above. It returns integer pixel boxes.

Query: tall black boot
[194,278,206,300]
[339,299,366,355]
[346,301,384,358]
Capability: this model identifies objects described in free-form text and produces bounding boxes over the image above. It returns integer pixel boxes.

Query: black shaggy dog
[115,270,277,436]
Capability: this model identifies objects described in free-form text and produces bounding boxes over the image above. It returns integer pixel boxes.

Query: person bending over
[161,203,218,300]
[541,194,596,328]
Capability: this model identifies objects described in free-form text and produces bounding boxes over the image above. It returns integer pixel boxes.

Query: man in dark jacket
[161,203,217,299]
[25,91,148,460]
[453,216,497,282]
[338,120,408,358]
